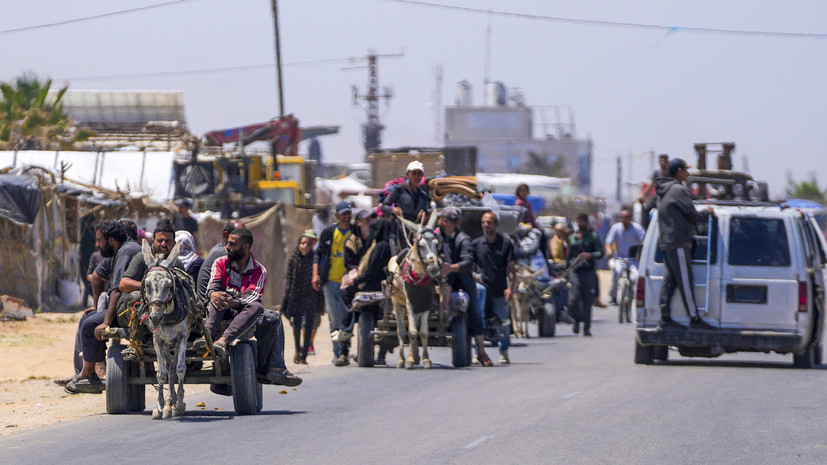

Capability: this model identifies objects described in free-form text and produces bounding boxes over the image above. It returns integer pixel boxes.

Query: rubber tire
[634,340,654,365]
[106,344,129,414]
[793,344,817,369]
[127,361,146,413]
[358,311,376,367]
[538,302,556,337]
[452,313,471,368]
[653,345,669,361]
[231,341,261,415]
[816,344,823,366]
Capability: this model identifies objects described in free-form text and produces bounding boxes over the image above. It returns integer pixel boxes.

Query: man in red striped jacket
[205,229,264,341]
[204,227,301,386]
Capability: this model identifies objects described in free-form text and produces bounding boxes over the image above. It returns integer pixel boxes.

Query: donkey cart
[351,287,473,368]
[103,327,263,416]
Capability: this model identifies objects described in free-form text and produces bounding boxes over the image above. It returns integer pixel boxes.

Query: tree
[0,73,94,150]
[515,151,567,178]
[785,176,826,204]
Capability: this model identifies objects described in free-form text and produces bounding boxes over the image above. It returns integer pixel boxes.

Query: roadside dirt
[0,311,332,436]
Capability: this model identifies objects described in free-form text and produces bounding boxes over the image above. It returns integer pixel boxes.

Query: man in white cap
[380,160,432,250]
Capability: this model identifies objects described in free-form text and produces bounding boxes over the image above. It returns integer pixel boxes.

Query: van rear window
[728,217,790,267]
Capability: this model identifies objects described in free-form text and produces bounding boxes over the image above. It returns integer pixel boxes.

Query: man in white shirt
[605,206,646,305]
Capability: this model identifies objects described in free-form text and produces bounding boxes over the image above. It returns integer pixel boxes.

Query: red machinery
[203,115,301,157]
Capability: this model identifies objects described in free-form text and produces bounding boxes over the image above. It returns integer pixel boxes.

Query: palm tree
[785,176,826,204]
[515,151,568,178]
[0,73,94,150]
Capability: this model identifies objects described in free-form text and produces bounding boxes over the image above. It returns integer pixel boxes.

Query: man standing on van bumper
[656,158,715,330]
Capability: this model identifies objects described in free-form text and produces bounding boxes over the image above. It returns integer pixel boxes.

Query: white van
[634,202,826,368]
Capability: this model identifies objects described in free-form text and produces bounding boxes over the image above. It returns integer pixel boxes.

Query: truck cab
[634,202,827,367]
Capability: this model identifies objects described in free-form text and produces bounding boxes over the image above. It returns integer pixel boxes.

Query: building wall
[444,106,592,194]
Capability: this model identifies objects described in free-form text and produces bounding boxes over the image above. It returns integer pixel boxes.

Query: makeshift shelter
[0,165,174,310]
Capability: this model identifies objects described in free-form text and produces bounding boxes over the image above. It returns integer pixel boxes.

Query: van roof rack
[693,199,786,208]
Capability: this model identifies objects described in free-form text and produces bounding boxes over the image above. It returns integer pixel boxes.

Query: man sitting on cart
[380,160,432,252]
[202,228,302,386]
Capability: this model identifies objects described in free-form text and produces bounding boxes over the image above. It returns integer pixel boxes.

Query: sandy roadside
[0,311,334,437]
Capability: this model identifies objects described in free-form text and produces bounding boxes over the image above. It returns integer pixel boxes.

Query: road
[3,308,827,465]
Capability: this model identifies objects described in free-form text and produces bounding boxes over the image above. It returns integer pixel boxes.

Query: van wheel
[815,344,823,366]
[634,340,654,365]
[653,345,669,361]
[793,345,817,369]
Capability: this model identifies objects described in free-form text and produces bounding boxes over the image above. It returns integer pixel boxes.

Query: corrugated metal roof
[50,90,186,125]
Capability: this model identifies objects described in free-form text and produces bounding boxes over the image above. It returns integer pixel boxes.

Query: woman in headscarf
[283,230,322,364]
[175,230,204,282]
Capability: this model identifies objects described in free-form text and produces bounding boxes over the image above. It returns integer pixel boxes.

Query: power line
[0,0,199,36]
[379,0,827,39]
[58,57,355,82]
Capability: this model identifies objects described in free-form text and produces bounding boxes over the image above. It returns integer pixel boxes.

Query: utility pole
[616,156,622,201]
[433,64,443,145]
[345,49,403,155]
[271,0,285,116]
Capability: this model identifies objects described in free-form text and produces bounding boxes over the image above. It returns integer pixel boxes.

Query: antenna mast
[346,49,403,154]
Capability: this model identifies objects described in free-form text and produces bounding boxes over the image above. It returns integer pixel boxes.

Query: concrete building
[444,81,593,194]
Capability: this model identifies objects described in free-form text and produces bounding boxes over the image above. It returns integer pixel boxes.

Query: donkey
[511,265,548,338]
[140,240,197,420]
[386,207,448,369]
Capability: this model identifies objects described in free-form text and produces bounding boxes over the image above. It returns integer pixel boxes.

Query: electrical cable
[379,0,827,39]
[0,0,199,36]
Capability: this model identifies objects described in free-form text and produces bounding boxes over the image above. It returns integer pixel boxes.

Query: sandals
[477,353,493,367]
[64,374,104,395]
[53,375,76,386]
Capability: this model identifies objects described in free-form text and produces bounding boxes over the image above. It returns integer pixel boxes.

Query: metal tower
[346,49,403,154]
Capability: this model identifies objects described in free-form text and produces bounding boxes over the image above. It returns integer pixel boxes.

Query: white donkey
[387,208,448,369]
[140,240,197,420]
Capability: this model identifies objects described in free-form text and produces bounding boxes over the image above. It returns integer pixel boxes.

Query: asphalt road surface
[3,308,827,465]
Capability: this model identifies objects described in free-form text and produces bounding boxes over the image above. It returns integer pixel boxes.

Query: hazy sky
[2,0,825,199]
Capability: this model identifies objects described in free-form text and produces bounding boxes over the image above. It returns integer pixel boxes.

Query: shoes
[307,345,315,356]
[657,318,686,330]
[211,340,228,359]
[690,317,717,331]
[293,354,302,364]
[262,368,303,386]
[331,330,353,343]
[595,300,608,308]
[53,375,75,386]
[498,350,510,365]
[608,298,617,306]
[64,374,105,395]
[121,346,138,362]
[558,310,575,325]
[192,337,207,354]
[583,330,593,337]
[375,357,386,366]
[572,322,580,334]
[334,354,350,366]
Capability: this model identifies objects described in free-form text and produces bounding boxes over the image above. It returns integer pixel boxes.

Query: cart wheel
[106,344,130,414]
[127,360,146,412]
[231,341,261,415]
[452,313,471,368]
[538,302,556,338]
[358,311,376,367]
[793,344,817,369]
[653,345,669,361]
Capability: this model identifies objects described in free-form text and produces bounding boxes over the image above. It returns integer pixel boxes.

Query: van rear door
[720,215,798,330]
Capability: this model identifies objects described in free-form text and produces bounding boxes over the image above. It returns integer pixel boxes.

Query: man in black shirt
[472,211,515,364]
[438,207,492,366]
[380,160,432,252]
[65,221,142,394]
